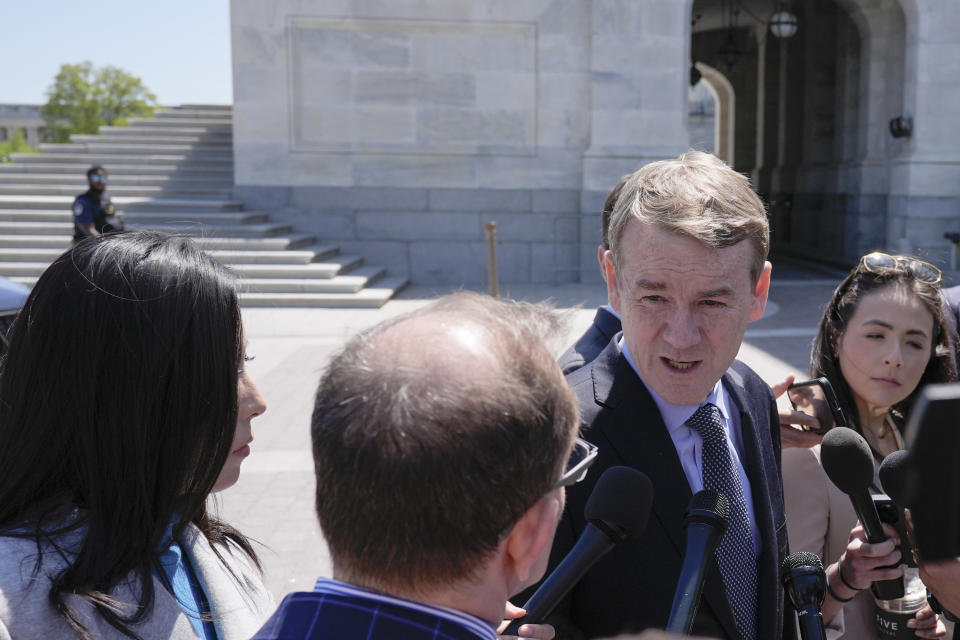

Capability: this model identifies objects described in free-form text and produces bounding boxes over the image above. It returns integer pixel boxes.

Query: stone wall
[230,0,691,284]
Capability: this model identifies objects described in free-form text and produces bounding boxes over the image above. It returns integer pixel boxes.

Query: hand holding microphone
[821,427,905,600]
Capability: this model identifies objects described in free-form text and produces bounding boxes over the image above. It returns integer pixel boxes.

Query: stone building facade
[0,105,44,146]
[230,0,960,284]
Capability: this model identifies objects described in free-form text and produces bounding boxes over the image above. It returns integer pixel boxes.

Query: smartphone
[787,377,847,435]
[873,493,917,569]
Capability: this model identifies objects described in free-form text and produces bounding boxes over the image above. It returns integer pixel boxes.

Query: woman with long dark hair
[782,252,955,639]
[0,232,272,639]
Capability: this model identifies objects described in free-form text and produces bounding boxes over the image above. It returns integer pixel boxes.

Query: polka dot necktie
[686,403,758,640]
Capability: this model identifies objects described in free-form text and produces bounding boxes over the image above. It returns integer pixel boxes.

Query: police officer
[72,165,122,241]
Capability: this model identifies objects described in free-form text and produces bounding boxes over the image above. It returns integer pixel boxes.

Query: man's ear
[502,492,563,589]
[747,261,772,322]
[603,251,621,315]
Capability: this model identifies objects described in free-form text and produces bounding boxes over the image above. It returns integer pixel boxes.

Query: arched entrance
[691,0,909,265]
[695,62,736,166]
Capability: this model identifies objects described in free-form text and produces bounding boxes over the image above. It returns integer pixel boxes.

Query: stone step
[5,275,407,309]
[154,109,232,119]
[10,152,233,167]
[0,163,233,176]
[0,172,232,187]
[0,184,234,198]
[126,117,233,128]
[208,248,327,265]
[0,235,72,249]
[127,222,292,237]
[0,221,74,235]
[123,210,263,222]
[0,213,270,231]
[240,266,385,293]
[0,255,359,278]
[72,134,233,146]
[238,277,408,308]
[0,246,333,265]
[81,143,233,157]
[98,125,233,138]
[178,104,233,111]
[0,196,244,212]
[229,257,363,279]
[0,233,318,251]
[37,142,233,157]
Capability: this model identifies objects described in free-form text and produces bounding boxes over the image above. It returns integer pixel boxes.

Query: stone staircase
[0,105,406,307]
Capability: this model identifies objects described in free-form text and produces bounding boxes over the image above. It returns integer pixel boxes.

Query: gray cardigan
[0,517,274,639]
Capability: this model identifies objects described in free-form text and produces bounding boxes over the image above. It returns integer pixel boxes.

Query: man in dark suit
[558,175,629,374]
[253,293,582,640]
[532,152,794,640]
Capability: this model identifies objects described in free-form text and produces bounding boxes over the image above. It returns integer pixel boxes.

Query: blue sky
[0,1,232,106]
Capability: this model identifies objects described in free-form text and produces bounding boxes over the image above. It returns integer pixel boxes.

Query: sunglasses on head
[553,437,599,490]
[860,251,941,285]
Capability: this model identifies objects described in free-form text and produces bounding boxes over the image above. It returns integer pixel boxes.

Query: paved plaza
[218,257,849,601]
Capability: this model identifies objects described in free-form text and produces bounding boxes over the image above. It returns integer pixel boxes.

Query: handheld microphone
[664,490,730,635]
[502,466,653,635]
[879,451,960,622]
[820,427,902,600]
[782,551,827,640]
[878,450,914,509]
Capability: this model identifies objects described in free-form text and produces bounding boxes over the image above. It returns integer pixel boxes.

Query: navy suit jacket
[558,307,622,375]
[527,338,794,640]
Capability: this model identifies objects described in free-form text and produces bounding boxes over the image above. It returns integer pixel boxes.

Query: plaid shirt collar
[314,578,498,640]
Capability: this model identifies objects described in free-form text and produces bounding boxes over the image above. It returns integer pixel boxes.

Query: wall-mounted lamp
[769,1,798,38]
[690,62,702,87]
[889,116,913,138]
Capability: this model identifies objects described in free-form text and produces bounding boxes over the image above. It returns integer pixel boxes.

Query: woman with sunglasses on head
[780,252,955,639]
[0,232,272,639]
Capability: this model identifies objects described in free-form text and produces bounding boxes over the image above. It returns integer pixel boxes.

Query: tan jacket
[782,445,878,639]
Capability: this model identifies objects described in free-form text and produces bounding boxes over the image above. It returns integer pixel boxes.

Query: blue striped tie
[687,402,758,640]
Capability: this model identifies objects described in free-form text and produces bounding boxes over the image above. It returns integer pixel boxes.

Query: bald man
[253,292,585,640]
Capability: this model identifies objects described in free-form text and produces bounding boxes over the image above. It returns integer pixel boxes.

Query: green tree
[0,128,37,163]
[41,62,157,142]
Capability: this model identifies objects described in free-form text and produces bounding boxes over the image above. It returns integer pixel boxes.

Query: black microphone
[879,452,960,623]
[782,551,827,640]
[820,427,902,600]
[879,449,914,509]
[502,466,653,635]
[665,490,730,635]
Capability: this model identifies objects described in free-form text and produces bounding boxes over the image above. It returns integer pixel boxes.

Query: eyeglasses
[89,174,107,184]
[553,437,599,489]
[860,252,941,285]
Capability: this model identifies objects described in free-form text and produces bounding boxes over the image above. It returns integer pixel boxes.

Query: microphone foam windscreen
[879,450,914,508]
[583,465,653,538]
[781,550,823,575]
[820,427,875,494]
[688,489,730,523]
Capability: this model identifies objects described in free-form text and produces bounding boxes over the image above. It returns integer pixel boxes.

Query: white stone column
[889,0,960,262]
[579,0,691,275]
[581,0,691,202]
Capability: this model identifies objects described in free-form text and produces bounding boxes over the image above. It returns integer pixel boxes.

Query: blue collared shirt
[155,523,218,640]
[621,339,761,553]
